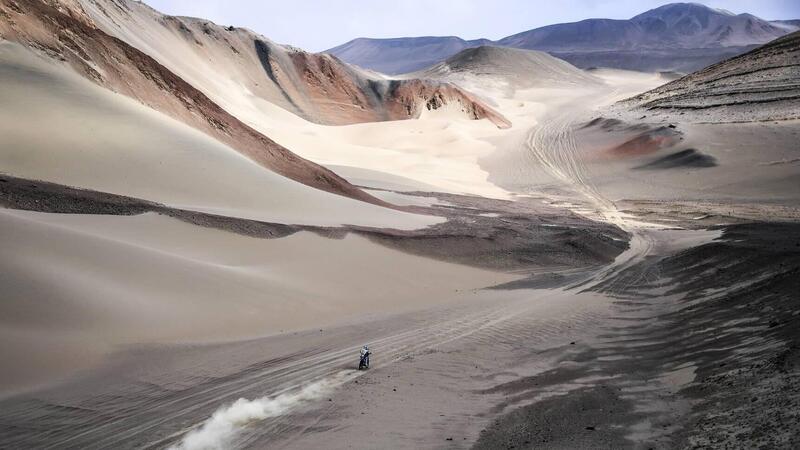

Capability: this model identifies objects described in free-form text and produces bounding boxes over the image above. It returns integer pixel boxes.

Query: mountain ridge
[327,2,800,74]
[618,30,800,122]
[326,35,493,75]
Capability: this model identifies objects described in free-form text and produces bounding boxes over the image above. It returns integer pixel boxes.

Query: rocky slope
[620,31,800,122]
[76,0,508,128]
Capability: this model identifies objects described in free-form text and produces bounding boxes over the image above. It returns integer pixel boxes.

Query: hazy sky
[146,0,800,52]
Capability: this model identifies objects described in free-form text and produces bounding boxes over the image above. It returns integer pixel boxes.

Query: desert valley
[0,0,799,448]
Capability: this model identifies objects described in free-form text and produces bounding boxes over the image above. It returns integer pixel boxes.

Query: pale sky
[145,0,800,52]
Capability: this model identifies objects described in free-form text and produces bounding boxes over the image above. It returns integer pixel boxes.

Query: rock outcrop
[621,31,800,122]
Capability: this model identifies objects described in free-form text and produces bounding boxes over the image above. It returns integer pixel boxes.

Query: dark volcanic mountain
[500,3,789,51]
[620,30,800,122]
[328,3,799,74]
[500,3,796,72]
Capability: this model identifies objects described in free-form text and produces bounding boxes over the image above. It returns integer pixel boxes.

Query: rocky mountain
[326,36,492,75]
[619,31,800,122]
[500,3,790,51]
[328,3,800,74]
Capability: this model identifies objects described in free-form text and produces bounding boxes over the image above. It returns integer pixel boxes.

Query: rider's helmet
[363,345,369,352]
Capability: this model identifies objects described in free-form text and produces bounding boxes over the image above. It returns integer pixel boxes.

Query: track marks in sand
[526,113,641,231]
[13,300,549,449]
[166,304,535,449]
[525,115,663,292]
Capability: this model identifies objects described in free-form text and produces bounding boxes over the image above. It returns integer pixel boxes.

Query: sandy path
[0,63,673,449]
[0,280,614,449]
[524,106,669,296]
[159,230,712,450]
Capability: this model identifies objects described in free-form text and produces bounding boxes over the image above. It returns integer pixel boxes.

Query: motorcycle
[359,350,370,370]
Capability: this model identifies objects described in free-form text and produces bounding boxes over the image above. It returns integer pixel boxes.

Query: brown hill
[77,0,509,128]
[0,0,381,203]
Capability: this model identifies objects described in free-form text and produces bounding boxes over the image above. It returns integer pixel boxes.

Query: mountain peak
[329,2,794,74]
[632,2,739,22]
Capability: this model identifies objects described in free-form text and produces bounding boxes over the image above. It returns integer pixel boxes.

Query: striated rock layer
[620,31,800,122]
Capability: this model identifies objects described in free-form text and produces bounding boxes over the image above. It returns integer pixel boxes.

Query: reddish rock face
[35,0,511,131]
[267,43,511,128]
[620,30,800,122]
[382,79,511,128]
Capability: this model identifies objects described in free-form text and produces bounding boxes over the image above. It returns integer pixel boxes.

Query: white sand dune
[79,0,301,127]
[0,42,439,229]
[0,209,519,394]
[282,113,511,198]
[59,0,510,198]
[324,165,442,193]
[208,71,663,198]
[265,68,667,200]
[249,63,671,201]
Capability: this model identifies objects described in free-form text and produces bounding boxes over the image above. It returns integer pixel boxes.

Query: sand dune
[0,209,519,395]
[0,0,516,200]
[408,46,602,93]
[1,2,798,447]
[0,42,440,229]
[248,65,667,200]
[256,104,513,198]
[566,34,800,205]
[0,0,385,201]
[74,0,508,129]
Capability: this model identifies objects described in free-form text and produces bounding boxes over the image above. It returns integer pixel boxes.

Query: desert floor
[1,43,799,449]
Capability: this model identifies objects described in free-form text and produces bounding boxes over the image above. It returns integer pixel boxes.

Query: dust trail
[169,371,356,450]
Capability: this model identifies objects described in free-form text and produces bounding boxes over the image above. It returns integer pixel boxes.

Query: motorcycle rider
[359,345,370,369]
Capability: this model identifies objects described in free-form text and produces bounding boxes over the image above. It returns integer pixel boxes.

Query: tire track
[1,299,541,449]
[525,113,660,290]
